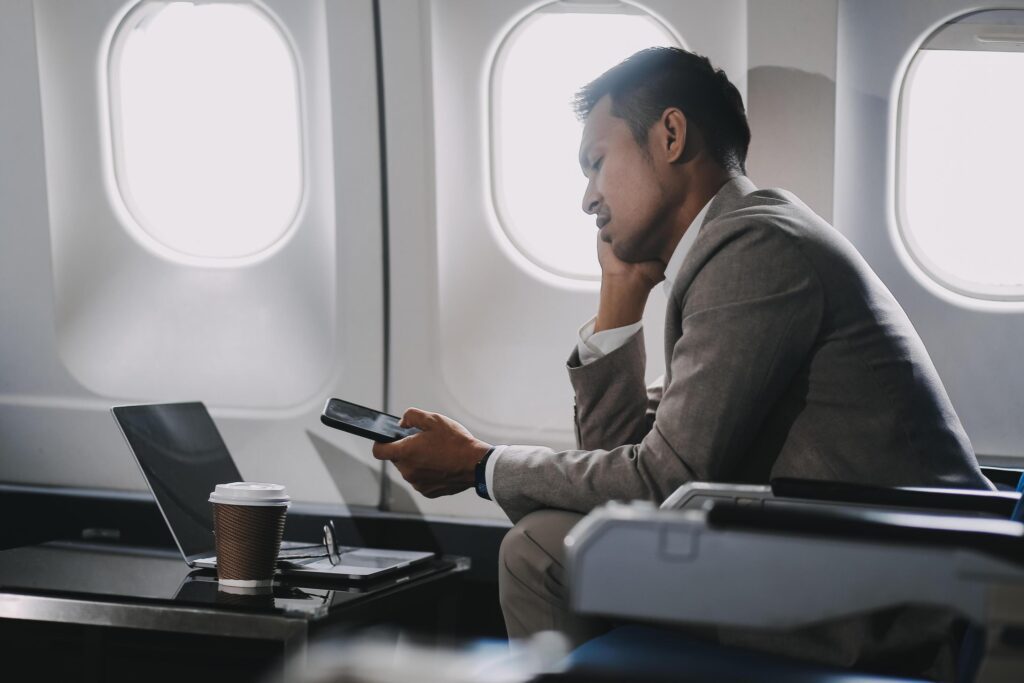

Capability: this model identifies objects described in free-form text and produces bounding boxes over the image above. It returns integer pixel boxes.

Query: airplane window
[491,6,680,281]
[109,1,303,261]
[898,10,1024,300]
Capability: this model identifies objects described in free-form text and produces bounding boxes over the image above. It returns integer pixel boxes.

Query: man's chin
[612,241,639,263]
[612,241,658,265]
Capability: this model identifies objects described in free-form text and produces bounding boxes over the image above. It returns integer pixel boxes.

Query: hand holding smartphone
[320,398,420,443]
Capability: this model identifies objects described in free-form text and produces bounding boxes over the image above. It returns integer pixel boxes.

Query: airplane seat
[767,473,1024,524]
[561,481,1024,683]
[564,622,924,683]
[980,467,1024,493]
[980,467,1024,520]
[662,478,1023,520]
[666,475,1022,681]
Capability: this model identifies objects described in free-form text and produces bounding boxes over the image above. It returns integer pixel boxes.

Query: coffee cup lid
[209,482,290,507]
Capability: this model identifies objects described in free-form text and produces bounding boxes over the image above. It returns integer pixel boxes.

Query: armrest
[770,477,1019,518]
[660,482,771,510]
[567,501,1024,631]
[981,466,1024,490]
[705,499,1024,567]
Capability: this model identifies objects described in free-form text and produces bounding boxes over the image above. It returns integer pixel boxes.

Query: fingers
[399,407,433,429]
[373,409,434,461]
[371,440,401,461]
[392,466,455,499]
[373,407,475,500]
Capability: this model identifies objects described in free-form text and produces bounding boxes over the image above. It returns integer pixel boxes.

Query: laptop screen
[112,403,242,561]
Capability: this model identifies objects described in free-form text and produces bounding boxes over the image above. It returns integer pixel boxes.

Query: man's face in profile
[578,96,671,263]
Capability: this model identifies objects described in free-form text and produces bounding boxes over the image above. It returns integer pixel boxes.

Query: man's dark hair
[573,47,750,174]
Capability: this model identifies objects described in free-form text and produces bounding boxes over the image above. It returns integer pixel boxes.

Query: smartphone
[320,398,420,443]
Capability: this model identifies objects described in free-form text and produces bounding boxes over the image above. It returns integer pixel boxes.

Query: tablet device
[320,398,420,443]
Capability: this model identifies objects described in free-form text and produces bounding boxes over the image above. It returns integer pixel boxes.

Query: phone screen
[322,399,420,442]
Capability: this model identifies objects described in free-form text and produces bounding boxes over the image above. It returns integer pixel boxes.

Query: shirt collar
[662,197,712,295]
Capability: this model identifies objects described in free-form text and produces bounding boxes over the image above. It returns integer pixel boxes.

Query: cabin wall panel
[0,0,72,397]
[0,0,390,507]
[34,0,336,409]
[5,0,1020,523]
[0,1,135,489]
[746,0,838,222]
[835,0,1024,462]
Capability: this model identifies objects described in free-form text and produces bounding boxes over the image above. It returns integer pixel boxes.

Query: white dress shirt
[485,196,716,503]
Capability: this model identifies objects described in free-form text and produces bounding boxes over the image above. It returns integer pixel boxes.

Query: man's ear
[660,107,687,164]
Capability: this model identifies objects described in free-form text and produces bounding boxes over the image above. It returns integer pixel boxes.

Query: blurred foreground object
[275,630,568,683]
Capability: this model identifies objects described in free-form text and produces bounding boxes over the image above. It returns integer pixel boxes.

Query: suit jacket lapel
[663,175,759,384]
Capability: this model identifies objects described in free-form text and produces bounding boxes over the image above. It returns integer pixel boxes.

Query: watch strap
[474,447,495,500]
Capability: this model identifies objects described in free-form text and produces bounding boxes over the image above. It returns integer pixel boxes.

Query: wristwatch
[474,447,495,500]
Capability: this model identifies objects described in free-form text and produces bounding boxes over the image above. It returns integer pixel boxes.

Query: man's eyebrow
[578,143,593,175]
[579,134,606,171]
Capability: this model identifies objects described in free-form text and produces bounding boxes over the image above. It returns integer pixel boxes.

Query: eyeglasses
[322,519,340,566]
[275,519,341,566]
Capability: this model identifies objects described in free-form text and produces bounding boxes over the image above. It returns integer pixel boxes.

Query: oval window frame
[487,1,683,283]
[106,0,307,265]
[894,9,1024,302]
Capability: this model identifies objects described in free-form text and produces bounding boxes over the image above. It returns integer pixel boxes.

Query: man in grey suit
[373,47,990,675]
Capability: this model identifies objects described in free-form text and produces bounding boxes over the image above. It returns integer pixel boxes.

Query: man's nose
[582,185,600,215]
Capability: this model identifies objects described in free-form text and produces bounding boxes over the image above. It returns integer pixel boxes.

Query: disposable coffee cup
[209,482,290,588]
[216,583,275,610]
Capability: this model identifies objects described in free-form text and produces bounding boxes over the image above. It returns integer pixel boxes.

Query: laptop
[112,402,435,581]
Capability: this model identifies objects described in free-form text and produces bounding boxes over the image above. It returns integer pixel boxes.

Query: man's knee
[499,509,584,589]
[499,517,531,585]
[498,509,601,642]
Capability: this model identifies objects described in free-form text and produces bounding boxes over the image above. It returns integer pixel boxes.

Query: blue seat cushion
[565,625,927,683]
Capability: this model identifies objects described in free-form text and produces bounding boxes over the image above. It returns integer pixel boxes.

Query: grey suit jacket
[493,176,990,524]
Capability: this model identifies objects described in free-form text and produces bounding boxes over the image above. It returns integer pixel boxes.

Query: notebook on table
[112,402,434,581]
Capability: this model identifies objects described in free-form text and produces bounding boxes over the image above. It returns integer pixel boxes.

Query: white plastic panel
[1,0,387,506]
[835,0,1024,462]
[37,0,331,408]
[383,0,746,518]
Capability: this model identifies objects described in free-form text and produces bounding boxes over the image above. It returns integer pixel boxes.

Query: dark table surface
[0,540,466,621]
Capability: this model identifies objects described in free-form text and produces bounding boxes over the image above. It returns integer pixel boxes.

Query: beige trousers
[497,509,610,647]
